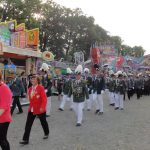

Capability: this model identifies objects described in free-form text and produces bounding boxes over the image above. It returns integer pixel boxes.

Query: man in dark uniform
[68,65,89,126]
[108,72,116,106]
[93,70,105,115]
[134,73,144,99]
[114,72,126,110]
[84,68,94,111]
[127,73,135,100]
[59,68,73,111]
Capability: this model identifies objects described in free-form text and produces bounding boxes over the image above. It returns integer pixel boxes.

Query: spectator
[0,70,12,150]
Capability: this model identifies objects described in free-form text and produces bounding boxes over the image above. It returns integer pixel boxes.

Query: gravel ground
[8,93,150,150]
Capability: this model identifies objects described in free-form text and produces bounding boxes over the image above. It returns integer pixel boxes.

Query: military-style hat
[93,64,99,71]
[84,68,89,73]
[75,65,83,74]
[122,72,127,77]
[40,63,51,72]
[66,68,72,74]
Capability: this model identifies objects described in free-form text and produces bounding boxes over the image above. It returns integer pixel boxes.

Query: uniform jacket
[115,79,126,95]
[63,78,72,95]
[93,76,105,94]
[127,78,135,90]
[41,75,52,97]
[68,79,89,103]
[134,78,144,89]
[85,76,93,94]
[28,84,47,115]
[108,78,116,92]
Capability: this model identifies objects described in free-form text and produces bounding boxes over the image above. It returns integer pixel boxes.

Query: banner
[0,20,16,46]
[26,28,39,50]
[19,31,26,48]
[0,20,39,51]
[11,32,20,47]
[15,23,25,32]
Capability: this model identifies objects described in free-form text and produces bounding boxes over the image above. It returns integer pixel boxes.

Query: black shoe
[98,112,103,115]
[46,115,50,117]
[110,103,115,106]
[19,140,29,145]
[58,108,64,111]
[115,107,119,110]
[87,109,91,111]
[43,134,49,139]
[16,111,23,114]
[76,123,81,127]
[120,108,124,110]
[70,108,73,111]
[95,109,100,114]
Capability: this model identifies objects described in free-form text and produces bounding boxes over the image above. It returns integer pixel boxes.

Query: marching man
[68,65,89,126]
[114,71,126,110]
[108,71,116,106]
[40,63,52,117]
[93,65,105,115]
[59,68,73,111]
[84,68,94,111]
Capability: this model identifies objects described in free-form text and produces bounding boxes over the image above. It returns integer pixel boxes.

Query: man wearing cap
[41,71,52,117]
[114,72,126,110]
[93,69,105,115]
[9,72,25,114]
[127,73,135,100]
[134,73,144,99]
[59,68,73,111]
[84,68,94,111]
[68,65,89,126]
[108,73,116,106]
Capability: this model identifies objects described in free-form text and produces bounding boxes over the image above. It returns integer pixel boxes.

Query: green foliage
[0,0,145,61]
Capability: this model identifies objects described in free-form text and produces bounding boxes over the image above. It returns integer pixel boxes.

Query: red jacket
[0,82,12,123]
[28,84,47,115]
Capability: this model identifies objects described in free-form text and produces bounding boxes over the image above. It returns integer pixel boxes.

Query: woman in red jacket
[20,74,49,145]
[0,70,12,150]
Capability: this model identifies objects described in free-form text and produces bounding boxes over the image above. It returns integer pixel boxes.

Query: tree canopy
[0,0,145,61]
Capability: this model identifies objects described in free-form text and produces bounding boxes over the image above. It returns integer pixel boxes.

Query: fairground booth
[0,20,41,82]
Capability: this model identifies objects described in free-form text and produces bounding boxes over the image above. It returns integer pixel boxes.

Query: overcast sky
[54,0,150,55]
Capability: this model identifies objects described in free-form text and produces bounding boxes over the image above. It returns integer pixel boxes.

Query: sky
[54,0,150,55]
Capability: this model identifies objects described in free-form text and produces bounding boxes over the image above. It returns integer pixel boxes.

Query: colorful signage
[42,51,54,61]
[26,28,39,50]
[0,20,39,50]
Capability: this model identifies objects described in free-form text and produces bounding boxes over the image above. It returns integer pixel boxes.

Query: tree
[132,46,145,57]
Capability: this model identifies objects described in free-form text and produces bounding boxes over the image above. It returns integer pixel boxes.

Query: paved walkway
[9,94,150,150]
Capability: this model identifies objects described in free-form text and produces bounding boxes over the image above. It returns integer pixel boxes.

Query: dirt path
[9,94,150,150]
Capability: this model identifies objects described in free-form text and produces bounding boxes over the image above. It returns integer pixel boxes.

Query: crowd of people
[0,63,150,149]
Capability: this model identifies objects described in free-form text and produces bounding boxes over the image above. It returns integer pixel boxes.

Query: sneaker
[115,107,119,110]
[19,140,29,145]
[16,111,23,114]
[109,103,115,106]
[43,134,49,139]
[58,108,64,111]
[98,112,103,115]
[70,108,73,111]
[95,109,100,114]
[76,123,81,127]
